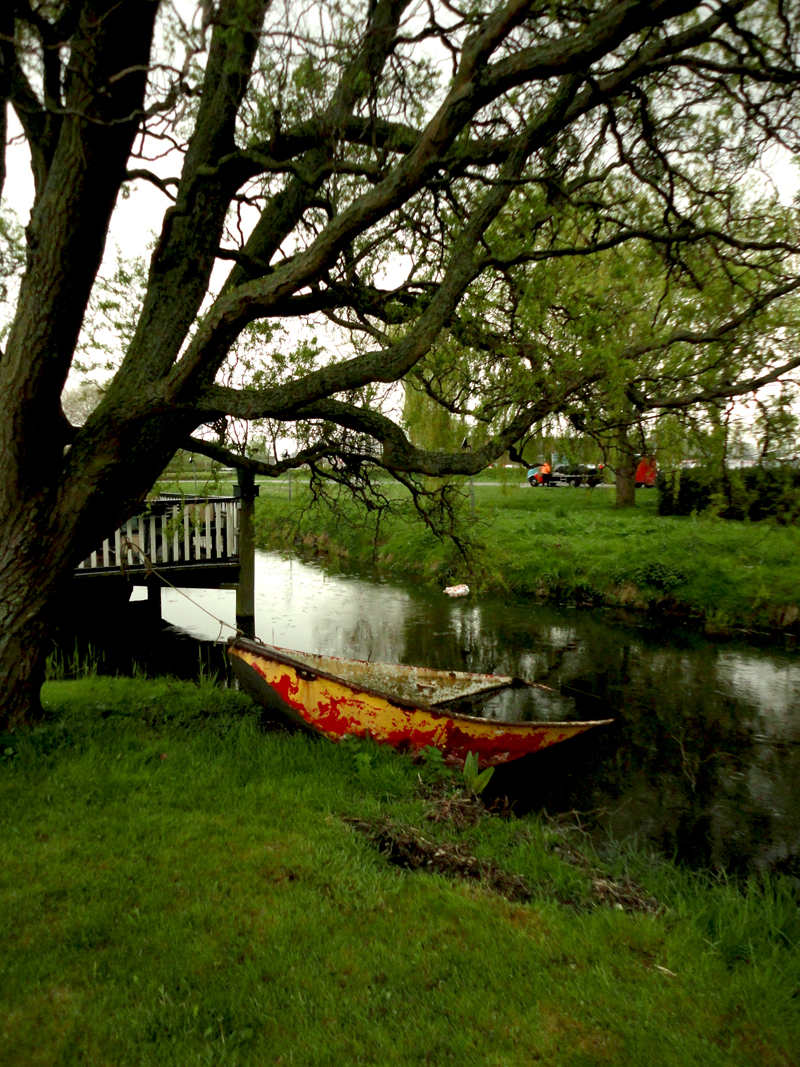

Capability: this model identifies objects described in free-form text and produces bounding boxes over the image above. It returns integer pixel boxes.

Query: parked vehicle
[527,463,605,488]
[635,457,657,488]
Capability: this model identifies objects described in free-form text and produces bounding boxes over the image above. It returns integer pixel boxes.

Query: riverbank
[2,677,798,1066]
[254,480,800,634]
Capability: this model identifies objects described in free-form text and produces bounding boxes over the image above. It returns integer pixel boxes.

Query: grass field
[2,677,799,1066]
[252,478,800,632]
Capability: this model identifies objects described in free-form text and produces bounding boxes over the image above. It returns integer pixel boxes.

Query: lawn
[2,677,798,1066]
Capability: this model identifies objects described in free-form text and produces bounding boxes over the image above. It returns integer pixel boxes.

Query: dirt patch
[347,816,533,902]
[347,792,662,914]
[608,582,649,611]
[771,603,800,629]
[421,788,497,829]
[542,813,662,915]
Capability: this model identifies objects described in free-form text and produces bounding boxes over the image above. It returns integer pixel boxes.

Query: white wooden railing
[76,494,241,572]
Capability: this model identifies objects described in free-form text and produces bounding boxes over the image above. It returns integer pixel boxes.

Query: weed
[45,641,101,680]
[416,744,456,786]
[462,750,495,795]
[614,560,692,591]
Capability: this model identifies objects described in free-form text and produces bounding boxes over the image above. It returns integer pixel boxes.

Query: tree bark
[0,615,51,731]
[615,462,637,509]
[0,520,74,729]
[0,1,158,731]
[614,428,638,509]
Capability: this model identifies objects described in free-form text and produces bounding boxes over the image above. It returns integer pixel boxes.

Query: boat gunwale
[227,637,614,732]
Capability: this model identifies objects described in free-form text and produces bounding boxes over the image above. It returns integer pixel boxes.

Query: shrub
[658,466,800,522]
[614,559,691,591]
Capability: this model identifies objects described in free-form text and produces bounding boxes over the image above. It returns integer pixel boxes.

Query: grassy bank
[2,678,798,1066]
[255,480,800,632]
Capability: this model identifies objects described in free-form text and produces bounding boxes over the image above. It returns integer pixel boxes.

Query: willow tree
[492,203,800,506]
[3,0,800,729]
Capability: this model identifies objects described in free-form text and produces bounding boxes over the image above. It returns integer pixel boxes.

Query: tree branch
[623,277,800,372]
[631,353,800,411]
[184,434,327,476]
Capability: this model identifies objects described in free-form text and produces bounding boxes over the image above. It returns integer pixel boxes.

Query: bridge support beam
[146,579,162,620]
[235,470,258,637]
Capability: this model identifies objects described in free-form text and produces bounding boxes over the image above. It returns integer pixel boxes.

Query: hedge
[657,466,800,521]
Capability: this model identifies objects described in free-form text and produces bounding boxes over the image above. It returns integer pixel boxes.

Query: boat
[227,637,612,766]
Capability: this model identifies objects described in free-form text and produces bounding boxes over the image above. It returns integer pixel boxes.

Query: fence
[75,494,241,572]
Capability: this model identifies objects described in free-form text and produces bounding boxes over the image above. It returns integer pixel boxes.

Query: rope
[119,538,242,643]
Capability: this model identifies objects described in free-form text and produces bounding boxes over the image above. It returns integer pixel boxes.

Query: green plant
[418,745,456,785]
[353,749,374,776]
[614,560,691,591]
[462,750,494,795]
[45,642,101,681]
[658,466,800,521]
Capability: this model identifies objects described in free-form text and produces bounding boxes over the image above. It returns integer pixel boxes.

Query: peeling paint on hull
[228,639,612,767]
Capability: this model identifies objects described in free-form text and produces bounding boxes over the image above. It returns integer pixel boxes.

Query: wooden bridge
[72,481,258,633]
[74,493,242,586]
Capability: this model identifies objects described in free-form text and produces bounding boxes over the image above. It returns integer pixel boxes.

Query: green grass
[2,677,799,1065]
[254,480,800,631]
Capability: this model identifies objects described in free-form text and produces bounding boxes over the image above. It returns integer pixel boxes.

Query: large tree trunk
[0,607,53,732]
[0,410,203,732]
[614,428,638,509]
[0,440,180,731]
[615,460,637,508]
[0,1,158,732]
[0,520,73,729]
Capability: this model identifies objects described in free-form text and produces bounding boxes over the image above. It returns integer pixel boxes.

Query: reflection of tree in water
[392,595,800,878]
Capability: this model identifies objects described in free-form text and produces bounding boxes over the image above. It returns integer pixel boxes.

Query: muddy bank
[530,579,800,638]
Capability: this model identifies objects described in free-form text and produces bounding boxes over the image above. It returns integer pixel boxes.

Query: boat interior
[272,646,519,707]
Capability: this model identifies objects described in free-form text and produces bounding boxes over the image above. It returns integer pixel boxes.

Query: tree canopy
[2,0,800,728]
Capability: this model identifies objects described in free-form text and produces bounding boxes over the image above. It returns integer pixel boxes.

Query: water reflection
[154,550,800,877]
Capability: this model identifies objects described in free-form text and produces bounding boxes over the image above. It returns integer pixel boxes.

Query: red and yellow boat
[227,637,612,766]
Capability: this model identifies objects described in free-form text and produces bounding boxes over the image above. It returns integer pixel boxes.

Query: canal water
[129,549,800,878]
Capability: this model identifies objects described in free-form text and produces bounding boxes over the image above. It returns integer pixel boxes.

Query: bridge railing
[75,495,241,572]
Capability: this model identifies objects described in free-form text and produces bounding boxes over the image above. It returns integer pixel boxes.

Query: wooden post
[235,469,258,637]
[147,579,162,620]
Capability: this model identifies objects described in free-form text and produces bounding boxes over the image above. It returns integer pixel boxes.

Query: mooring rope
[119,538,242,643]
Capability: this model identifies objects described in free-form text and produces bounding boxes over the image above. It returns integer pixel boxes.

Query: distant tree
[408,197,800,506]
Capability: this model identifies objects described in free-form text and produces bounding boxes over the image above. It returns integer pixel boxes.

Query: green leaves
[462,750,494,797]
